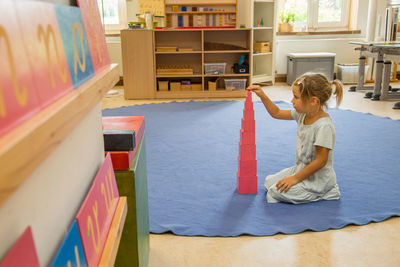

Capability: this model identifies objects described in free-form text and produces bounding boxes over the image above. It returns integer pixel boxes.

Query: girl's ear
[310,96,319,106]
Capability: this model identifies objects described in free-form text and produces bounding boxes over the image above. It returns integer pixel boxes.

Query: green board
[114,135,149,267]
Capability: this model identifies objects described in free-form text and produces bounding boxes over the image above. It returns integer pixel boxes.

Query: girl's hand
[276,175,300,193]
[247,85,266,98]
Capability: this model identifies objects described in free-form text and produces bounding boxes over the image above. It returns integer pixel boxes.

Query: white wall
[0,104,105,266]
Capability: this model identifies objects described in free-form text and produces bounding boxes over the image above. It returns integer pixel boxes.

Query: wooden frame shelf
[155,51,202,54]
[156,74,203,77]
[204,73,250,77]
[0,64,119,205]
[122,29,252,99]
[204,50,250,53]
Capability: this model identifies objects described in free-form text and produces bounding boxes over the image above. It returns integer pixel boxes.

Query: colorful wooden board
[0,0,41,138]
[50,221,88,267]
[54,4,94,88]
[77,0,111,73]
[102,116,145,171]
[15,1,73,109]
[76,153,119,267]
[114,137,149,267]
[0,227,40,267]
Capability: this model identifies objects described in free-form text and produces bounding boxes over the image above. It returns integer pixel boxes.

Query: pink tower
[237,90,257,194]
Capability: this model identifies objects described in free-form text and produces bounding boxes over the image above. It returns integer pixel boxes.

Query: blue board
[51,220,88,267]
[54,4,94,88]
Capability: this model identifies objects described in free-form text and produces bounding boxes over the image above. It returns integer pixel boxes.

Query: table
[349,41,400,109]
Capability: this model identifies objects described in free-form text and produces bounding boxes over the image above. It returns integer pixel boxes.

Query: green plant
[279,10,295,24]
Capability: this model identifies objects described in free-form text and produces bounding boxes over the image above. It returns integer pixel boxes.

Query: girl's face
[291,86,307,113]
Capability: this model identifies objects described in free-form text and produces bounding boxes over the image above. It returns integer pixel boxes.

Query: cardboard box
[253,42,270,53]
[191,83,202,91]
[158,81,169,91]
[170,82,181,91]
[208,81,217,91]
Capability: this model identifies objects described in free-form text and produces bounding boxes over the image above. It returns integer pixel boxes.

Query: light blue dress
[264,110,340,204]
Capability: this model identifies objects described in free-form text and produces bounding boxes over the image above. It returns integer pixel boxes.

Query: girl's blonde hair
[293,73,343,108]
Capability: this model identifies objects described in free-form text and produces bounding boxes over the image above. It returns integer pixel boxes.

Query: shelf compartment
[156,53,202,76]
[253,1,275,29]
[204,53,250,75]
[155,30,202,51]
[204,30,250,51]
[204,73,250,77]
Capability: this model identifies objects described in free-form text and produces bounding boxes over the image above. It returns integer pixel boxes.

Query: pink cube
[240,129,255,144]
[241,118,255,131]
[238,156,257,176]
[237,171,258,194]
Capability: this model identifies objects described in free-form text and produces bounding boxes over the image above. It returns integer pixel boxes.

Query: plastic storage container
[287,52,336,85]
[336,64,369,84]
[224,79,247,90]
[204,63,226,75]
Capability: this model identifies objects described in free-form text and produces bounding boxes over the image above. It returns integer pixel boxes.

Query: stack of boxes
[102,116,149,267]
[237,91,257,194]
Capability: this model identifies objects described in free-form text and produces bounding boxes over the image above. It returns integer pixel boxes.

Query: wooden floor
[102,83,400,267]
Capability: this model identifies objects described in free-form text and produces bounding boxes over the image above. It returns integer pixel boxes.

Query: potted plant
[278,11,295,32]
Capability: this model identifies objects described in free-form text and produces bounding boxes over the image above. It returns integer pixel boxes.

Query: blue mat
[103,101,400,236]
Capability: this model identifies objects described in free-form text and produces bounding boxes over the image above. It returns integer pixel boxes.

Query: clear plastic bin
[204,63,226,75]
[336,64,369,84]
[224,78,247,90]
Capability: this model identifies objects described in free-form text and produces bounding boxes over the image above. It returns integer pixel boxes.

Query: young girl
[248,73,343,204]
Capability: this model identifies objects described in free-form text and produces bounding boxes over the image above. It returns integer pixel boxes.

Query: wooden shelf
[0,64,119,205]
[166,11,236,14]
[156,89,247,99]
[204,50,250,53]
[156,74,203,77]
[99,197,128,267]
[253,52,272,56]
[253,27,273,30]
[155,51,202,54]
[204,73,250,77]
[252,74,273,83]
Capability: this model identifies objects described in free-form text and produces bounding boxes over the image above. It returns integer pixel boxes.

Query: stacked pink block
[237,91,257,194]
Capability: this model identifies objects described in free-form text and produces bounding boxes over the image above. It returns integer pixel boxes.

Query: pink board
[77,0,111,73]
[76,154,119,267]
[0,0,41,138]
[0,227,40,267]
[15,1,73,109]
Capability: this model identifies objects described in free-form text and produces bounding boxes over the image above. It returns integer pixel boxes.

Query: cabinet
[122,28,252,99]
[251,0,276,84]
[164,0,237,28]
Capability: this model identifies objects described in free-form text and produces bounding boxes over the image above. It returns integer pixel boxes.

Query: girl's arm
[276,146,330,193]
[247,85,293,120]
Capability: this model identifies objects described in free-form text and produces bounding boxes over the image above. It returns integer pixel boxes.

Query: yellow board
[139,0,164,17]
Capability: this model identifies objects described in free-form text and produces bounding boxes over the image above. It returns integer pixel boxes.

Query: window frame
[279,0,351,31]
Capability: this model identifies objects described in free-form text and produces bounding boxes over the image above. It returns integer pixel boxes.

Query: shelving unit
[164,0,237,27]
[122,28,252,99]
[251,0,276,84]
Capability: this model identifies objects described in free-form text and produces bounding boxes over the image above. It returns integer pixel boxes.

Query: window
[98,0,127,32]
[280,0,351,31]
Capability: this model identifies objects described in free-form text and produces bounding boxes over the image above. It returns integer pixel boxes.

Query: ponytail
[330,80,343,107]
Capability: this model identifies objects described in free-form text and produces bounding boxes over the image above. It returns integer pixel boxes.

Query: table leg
[371,50,384,100]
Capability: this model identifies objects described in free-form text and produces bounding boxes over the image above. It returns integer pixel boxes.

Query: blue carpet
[102,101,400,236]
